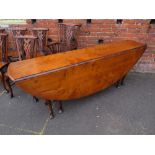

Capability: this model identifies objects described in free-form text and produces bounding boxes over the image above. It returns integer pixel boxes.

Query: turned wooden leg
[33,96,39,102]
[45,100,54,119]
[5,76,14,98]
[1,72,9,93]
[58,101,63,114]
[120,75,126,86]
[115,80,120,88]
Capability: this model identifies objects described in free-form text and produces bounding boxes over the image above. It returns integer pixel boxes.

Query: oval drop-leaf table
[7,40,147,118]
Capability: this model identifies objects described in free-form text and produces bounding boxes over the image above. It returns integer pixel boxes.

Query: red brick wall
[6,19,155,73]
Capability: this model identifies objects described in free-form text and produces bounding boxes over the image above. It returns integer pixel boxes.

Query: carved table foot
[33,96,39,102]
[115,80,121,88]
[116,74,127,88]
[58,101,63,114]
[45,100,54,119]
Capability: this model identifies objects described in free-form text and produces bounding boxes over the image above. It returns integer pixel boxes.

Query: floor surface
[0,72,154,135]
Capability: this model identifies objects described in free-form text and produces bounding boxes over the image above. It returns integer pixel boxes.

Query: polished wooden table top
[7,40,145,82]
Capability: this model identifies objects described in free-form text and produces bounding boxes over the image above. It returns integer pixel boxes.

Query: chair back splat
[58,23,81,52]
[15,35,38,60]
[10,28,27,52]
[47,24,81,54]
[0,33,10,94]
[0,33,8,64]
[0,28,5,33]
[30,28,49,55]
[11,28,27,37]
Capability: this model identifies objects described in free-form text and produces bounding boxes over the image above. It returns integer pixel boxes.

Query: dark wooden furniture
[6,35,38,98]
[10,28,27,53]
[58,23,81,51]
[11,27,27,37]
[0,33,10,93]
[7,40,146,119]
[0,28,5,33]
[47,42,61,54]
[15,35,38,60]
[0,33,8,63]
[30,28,49,55]
[9,28,27,60]
[48,23,81,53]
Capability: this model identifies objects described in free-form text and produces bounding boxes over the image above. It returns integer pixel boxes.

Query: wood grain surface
[7,40,146,100]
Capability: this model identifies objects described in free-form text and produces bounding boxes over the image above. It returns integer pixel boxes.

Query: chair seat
[8,50,19,57]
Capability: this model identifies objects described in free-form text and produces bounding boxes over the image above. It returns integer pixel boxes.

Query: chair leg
[1,72,9,93]
[45,100,54,119]
[58,101,63,114]
[5,76,14,98]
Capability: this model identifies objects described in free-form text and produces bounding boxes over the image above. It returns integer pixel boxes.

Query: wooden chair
[47,23,81,54]
[6,35,38,98]
[11,27,27,52]
[0,33,12,94]
[0,28,5,33]
[47,42,61,54]
[8,28,27,61]
[30,28,49,55]
[11,27,27,36]
[58,23,81,51]
[0,32,30,98]
[15,35,38,60]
